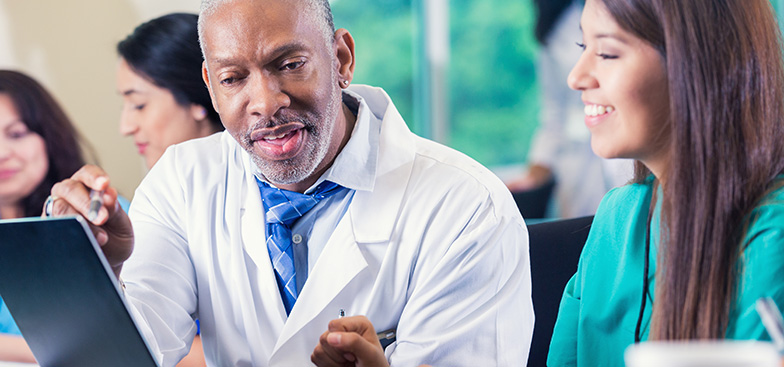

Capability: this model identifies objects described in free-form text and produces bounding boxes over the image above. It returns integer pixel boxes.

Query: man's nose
[246,74,291,118]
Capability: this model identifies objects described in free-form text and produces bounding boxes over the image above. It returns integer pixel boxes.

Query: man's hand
[311,316,389,367]
[48,164,134,278]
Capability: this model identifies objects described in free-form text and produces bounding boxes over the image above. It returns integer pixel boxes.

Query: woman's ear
[190,104,208,121]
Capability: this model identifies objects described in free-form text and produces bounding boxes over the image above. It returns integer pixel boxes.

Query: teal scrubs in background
[548,176,784,366]
[0,298,21,335]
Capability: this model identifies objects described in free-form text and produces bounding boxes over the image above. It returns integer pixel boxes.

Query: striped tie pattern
[257,179,344,314]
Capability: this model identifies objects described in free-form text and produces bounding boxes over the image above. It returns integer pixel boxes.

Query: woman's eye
[8,129,30,139]
[576,42,586,51]
[134,104,146,111]
[597,53,619,60]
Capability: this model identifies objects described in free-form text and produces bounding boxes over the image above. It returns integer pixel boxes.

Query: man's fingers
[71,165,116,224]
[325,331,388,367]
[328,315,374,334]
[70,164,111,191]
[312,330,351,366]
[50,165,119,225]
[315,316,388,367]
[91,227,109,246]
[50,179,94,218]
[311,344,351,367]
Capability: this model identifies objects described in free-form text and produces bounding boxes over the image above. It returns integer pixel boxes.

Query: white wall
[0,0,200,200]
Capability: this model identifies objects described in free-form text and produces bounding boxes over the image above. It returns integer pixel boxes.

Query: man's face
[201,0,344,188]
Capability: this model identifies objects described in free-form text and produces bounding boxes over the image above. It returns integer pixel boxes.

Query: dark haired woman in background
[506,0,630,218]
[117,12,222,170]
[0,69,90,363]
[115,13,221,367]
[548,0,784,365]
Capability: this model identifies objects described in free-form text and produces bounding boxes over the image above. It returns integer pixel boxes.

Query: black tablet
[0,216,158,367]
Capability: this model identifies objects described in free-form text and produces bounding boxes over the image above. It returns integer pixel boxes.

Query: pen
[756,297,784,354]
[88,189,103,222]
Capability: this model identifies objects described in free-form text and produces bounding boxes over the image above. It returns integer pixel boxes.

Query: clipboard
[0,216,158,367]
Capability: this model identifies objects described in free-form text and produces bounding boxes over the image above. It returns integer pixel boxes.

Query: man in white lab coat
[49,0,533,365]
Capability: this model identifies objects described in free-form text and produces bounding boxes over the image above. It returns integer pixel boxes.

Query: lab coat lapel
[238,152,288,327]
[350,88,416,243]
[270,217,367,358]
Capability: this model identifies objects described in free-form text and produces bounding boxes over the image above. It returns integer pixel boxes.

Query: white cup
[624,341,780,367]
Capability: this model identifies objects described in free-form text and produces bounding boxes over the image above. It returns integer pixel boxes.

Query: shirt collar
[251,88,380,194]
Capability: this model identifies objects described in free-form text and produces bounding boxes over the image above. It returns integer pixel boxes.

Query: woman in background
[0,69,89,363]
[549,0,784,365]
[506,0,630,218]
[115,13,222,367]
[116,12,222,170]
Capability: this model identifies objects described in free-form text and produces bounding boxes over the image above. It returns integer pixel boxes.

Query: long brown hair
[601,0,784,339]
[0,70,87,217]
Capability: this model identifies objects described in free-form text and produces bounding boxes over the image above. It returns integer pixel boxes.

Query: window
[332,0,540,168]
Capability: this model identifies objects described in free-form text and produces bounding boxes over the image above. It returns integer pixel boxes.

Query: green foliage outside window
[332,0,541,168]
[331,0,416,133]
[448,0,539,166]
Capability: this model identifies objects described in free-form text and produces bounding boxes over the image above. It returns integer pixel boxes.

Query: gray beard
[247,89,341,186]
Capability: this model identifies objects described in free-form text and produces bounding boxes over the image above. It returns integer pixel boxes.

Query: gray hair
[197,0,336,57]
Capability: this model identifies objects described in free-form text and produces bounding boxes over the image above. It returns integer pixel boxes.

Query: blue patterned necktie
[256,179,344,315]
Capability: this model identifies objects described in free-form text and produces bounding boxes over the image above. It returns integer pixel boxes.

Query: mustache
[249,110,320,130]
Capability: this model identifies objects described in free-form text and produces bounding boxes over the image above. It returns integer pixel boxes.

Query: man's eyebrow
[268,42,309,58]
[209,42,310,66]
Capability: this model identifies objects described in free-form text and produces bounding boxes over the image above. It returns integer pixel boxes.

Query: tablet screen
[0,216,158,367]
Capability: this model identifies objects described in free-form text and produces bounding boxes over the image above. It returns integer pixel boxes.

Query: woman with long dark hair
[116,13,222,170]
[0,69,88,362]
[0,70,86,218]
[549,0,784,365]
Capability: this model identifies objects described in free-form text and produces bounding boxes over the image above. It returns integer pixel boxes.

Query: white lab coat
[123,85,533,366]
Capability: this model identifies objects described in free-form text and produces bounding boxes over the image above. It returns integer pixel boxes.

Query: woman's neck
[0,203,24,219]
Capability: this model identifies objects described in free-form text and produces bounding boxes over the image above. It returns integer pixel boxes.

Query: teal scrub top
[0,298,21,335]
[548,176,784,366]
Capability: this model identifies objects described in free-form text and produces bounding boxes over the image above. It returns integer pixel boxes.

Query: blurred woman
[116,13,222,367]
[116,13,222,169]
[0,69,89,363]
[548,0,784,365]
[506,0,631,218]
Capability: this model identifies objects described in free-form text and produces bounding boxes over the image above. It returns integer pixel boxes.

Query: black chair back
[512,177,556,219]
[526,215,593,367]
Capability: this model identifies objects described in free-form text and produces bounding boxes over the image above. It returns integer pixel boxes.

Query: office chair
[526,215,593,367]
[512,177,556,219]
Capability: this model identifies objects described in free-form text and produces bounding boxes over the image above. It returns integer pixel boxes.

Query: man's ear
[334,28,355,88]
[202,61,220,113]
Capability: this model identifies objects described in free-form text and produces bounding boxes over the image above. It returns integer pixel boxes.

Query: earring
[198,107,207,120]
[341,80,350,87]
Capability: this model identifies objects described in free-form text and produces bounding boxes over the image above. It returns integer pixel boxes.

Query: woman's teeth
[584,104,615,117]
